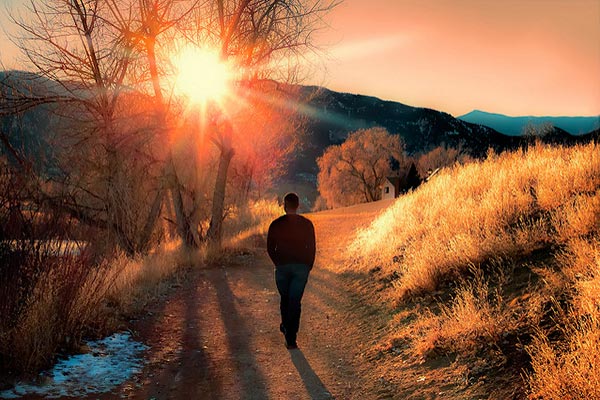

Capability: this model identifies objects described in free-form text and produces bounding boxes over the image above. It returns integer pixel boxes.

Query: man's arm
[267,221,278,266]
[307,221,316,270]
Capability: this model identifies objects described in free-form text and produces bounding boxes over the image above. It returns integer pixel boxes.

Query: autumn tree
[317,127,405,208]
[196,0,339,248]
[99,0,338,249]
[416,145,472,178]
[98,0,211,250]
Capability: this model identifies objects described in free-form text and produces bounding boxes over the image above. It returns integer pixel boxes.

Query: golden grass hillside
[350,142,599,299]
[345,142,599,398]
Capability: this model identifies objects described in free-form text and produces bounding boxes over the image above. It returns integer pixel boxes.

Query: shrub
[0,239,193,375]
[0,244,108,372]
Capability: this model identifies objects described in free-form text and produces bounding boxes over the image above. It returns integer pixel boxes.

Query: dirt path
[92,201,395,399]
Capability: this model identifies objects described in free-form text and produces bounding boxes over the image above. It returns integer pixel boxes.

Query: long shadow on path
[174,269,224,399]
[242,255,365,398]
[289,349,333,400]
[209,267,271,399]
[133,269,222,400]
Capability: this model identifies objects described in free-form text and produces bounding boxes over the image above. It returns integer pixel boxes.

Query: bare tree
[3,0,208,252]
[198,0,340,248]
[2,0,166,255]
[100,0,207,249]
[105,0,338,250]
[4,0,339,253]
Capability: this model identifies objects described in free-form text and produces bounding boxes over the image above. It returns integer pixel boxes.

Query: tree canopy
[1,0,338,253]
[317,127,405,208]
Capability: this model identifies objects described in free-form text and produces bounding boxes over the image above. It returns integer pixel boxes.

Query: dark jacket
[267,214,316,269]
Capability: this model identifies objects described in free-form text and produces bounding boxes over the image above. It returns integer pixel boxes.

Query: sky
[1,0,599,117]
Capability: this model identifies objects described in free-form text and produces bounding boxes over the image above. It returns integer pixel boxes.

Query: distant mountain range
[0,71,61,172]
[289,87,599,187]
[2,70,598,204]
[458,110,600,136]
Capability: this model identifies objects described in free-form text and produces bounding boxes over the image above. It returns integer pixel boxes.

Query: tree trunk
[167,159,199,249]
[207,146,235,250]
[146,37,198,250]
[105,131,134,255]
[136,186,165,253]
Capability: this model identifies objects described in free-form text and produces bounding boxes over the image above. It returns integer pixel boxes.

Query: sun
[174,46,235,104]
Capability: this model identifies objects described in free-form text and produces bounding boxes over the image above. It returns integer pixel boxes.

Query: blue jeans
[275,263,310,342]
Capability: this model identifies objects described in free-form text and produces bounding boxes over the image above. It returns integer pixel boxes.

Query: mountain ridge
[458,109,600,136]
[291,86,598,170]
[2,70,598,203]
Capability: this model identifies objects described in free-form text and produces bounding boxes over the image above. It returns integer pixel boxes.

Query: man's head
[283,192,300,214]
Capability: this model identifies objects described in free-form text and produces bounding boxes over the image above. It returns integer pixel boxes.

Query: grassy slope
[321,142,599,399]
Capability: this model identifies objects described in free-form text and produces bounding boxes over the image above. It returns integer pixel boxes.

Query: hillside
[289,87,510,180]
[458,109,600,136]
[285,87,599,196]
[341,142,600,399]
[2,70,598,201]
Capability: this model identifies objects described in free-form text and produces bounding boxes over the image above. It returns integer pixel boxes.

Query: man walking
[267,193,316,349]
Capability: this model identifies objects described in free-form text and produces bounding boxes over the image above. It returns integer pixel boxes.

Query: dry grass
[394,274,506,359]
[350,142,599,299]
[526,238,600,399]
[343,142,599,397]
[560,238,600,316]
[0,254,104,373]
[222,198,281,249]
[102,240,201,314]
[0,240,198,374]
[425,277,504,355]
[527,313,600,400]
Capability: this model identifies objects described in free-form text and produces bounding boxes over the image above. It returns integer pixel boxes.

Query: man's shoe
[285,333,297,349]
[285,341,298,350]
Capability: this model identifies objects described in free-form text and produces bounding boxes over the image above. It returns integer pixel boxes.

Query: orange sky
[1,0,599,117]
[313,0,600,116]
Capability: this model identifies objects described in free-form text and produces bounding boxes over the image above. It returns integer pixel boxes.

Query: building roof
[385,176,401,186]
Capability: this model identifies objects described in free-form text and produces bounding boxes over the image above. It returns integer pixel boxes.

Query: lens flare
[174,46,234,104]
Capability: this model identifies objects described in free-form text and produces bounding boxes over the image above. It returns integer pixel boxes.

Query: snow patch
[0,332,148,399]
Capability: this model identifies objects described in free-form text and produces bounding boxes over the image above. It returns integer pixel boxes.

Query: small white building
[381,163,423,200]
[382,177,400,200]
